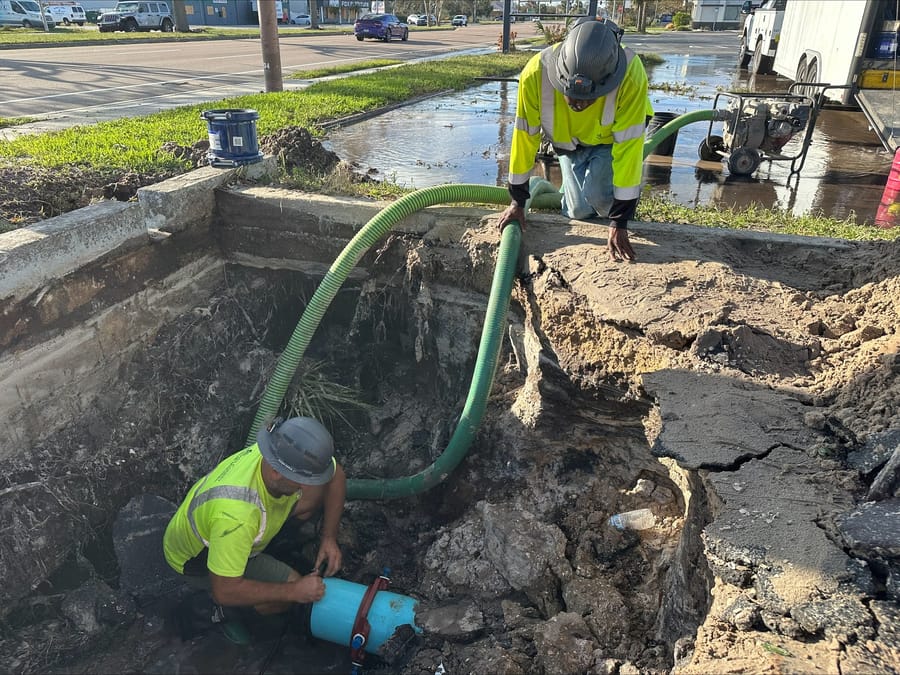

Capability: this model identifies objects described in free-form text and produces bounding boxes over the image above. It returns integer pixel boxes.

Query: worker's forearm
[211,575,299,607]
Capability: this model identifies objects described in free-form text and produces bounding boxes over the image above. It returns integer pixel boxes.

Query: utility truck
[771,0,900,151]
[738,0,787,75]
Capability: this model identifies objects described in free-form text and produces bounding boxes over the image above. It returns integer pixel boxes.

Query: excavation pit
[1,168,899,674]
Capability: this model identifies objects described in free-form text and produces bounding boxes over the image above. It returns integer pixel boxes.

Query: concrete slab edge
[0,160,276,304]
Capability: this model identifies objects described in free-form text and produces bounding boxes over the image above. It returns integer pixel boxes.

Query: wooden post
[258,0,284,92]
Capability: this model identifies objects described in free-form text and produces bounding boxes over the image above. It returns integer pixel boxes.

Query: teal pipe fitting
[310,578,421,653]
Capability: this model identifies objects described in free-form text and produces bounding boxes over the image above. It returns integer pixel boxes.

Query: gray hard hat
[257,416,336,485]
[552,19,627,100]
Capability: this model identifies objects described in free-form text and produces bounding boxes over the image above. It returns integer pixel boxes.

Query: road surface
[0,27,738,136]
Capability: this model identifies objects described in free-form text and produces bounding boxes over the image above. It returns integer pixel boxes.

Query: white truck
[738,0,787,75]
[771,0,900,151]
[0,0,55,27]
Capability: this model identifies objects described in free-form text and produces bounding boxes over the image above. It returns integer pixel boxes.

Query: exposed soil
[2,128,900,675]
[0,126,342,230]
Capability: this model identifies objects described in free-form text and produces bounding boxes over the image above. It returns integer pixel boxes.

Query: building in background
[71,0,368,26]
[689,0,743,30]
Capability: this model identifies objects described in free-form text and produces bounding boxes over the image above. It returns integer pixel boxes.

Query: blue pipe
[310,578,422,654]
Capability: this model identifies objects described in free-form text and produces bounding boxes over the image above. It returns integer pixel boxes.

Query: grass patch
[638,53,664,66]
[648,81,697,96]
[0,116,35,129]
[289,59,402,80]
[1,45,892,242]
[0,52,533,173]
[0,24,355,46]
[638,193,900,241]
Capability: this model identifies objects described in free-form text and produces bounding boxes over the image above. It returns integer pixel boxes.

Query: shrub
[534,19,568,45]
[673,11,691,28]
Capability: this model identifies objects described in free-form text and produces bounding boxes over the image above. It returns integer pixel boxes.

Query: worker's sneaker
[211,604,251,646]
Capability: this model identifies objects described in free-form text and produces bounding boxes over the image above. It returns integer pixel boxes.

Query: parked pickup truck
[97,0,173,32]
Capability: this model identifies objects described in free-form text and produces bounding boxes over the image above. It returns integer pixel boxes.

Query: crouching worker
[163,416,347,644]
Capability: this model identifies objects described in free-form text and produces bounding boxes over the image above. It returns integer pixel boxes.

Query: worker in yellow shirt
[497,18,654,262]
[163,416,346,644]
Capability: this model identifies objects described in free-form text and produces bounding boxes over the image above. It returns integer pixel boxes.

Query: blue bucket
[310,577,421,654]
[201,108,264,167]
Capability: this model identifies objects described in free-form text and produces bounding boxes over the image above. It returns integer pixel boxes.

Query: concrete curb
[0,157,276,303]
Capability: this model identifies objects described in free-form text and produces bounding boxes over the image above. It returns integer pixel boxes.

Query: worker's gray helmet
[257,416,336,485]
[552,19,627,100]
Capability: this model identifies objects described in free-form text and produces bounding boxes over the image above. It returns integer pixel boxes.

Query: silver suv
[98,1,173,32]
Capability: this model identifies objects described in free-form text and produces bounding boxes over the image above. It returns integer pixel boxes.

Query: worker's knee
[581,182,613,214]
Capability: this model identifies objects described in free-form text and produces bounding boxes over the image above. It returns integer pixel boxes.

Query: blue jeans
[557,144,614,220]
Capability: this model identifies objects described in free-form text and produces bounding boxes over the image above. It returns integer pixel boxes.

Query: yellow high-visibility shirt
[508,43,653,202]
[163,444,299,577]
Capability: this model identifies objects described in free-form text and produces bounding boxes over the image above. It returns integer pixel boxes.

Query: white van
[0,0,56,28]
[46,3,86,26]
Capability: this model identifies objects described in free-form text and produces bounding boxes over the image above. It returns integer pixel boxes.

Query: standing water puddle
[324,52,893,225]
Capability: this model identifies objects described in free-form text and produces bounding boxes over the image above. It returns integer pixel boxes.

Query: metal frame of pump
[698,83,855,177]
[699,90,819,177]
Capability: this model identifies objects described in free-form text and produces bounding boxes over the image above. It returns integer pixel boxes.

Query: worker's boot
[211,604,251,646]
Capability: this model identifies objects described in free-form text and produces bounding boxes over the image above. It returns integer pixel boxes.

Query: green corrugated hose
[641,108,716,158]
[247,112,713,499]
[245,184,521,499]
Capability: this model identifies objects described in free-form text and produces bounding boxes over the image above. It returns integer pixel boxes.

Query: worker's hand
[607,226,636,262]
[315,536,342,577]
[497,203,527,232]
[292,572,326,603]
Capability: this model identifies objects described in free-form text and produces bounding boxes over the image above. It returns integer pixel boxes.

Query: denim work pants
[557,143,614,220]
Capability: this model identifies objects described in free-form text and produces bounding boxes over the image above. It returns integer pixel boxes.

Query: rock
[61,579,135,635]
[533,612,595,675]
[791,595,874,643]
[112,494,183,606]
[418,600,484,641]
[867,445,900,500]
[562,576,628,649]
[482,502,569,617]
[847,428,900,476]
[642,370,817,470]
[721,594,760,631]
[837,499,900,559]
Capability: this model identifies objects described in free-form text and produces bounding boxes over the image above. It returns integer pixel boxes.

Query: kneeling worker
[163,416,347,642]
[497,18,653,262]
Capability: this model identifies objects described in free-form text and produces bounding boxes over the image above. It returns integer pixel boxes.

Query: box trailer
[772,0,900,151]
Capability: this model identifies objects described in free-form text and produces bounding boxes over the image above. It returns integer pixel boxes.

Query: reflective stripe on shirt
[187,478,268,548]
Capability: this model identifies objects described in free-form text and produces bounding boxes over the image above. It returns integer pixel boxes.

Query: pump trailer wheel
[698,135,726,162]
[726,148,762,176]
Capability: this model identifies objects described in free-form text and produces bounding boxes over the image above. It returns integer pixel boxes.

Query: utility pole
[258,0,283,92]
[501,0,511,52]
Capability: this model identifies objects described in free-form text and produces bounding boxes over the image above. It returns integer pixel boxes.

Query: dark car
[354,13,408,41]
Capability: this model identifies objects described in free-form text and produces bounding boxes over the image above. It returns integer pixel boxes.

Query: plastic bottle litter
[608,508,657,531]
